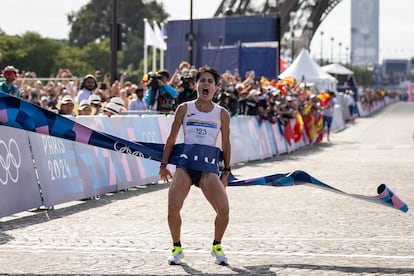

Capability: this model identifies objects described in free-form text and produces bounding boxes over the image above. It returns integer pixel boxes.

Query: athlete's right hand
[159,167,173,183]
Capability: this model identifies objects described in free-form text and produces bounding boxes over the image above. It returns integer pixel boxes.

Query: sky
[0,0,413,63]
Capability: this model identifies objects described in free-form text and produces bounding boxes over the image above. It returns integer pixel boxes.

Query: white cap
[88,94,101,104]
[103,102,122,115]
[248,89,259,97]
[110,96,125,107]
[61,95,73,104]
[78,99,91,110]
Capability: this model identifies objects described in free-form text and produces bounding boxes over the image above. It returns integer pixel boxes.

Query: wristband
[223,167,231,172]
[160,162,167,169]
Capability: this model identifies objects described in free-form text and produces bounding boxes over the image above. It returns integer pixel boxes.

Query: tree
[67,0,168,72]
[0,32,61,77]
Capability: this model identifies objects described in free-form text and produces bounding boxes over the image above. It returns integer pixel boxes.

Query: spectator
[77,99,92,116]
[76,74,98,104]
[128,86,147,111]
[0,65,21,97]
[119,88,130,109]
[322,91,336,141]
[175,68,197,106]
[238,88,249,115]
[57,95,75,116]
[145,69,178,112]
[170,61,191,88]
[40,96,49,110]
[88,94,102,115]
[246,89,260,116]
[226,87,239,117]
[102,102,122,117]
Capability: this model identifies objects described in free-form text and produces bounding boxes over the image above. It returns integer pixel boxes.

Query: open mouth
[202,87,209,95]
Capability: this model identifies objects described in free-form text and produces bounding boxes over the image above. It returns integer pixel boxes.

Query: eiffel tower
[214,0,342,59]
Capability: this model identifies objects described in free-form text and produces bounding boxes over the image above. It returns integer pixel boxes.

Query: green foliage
[0,32,61,76]
[68,0,168,72]
[0,0,168,79]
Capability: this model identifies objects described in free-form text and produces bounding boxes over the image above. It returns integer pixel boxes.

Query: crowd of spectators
[0,61,395,125]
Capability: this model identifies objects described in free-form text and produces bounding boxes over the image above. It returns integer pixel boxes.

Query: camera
[180,74,193,91]
[148,73,162,91]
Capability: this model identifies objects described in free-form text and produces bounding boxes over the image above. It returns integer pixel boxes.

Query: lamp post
[111,0,118,82]
[289,11,296,61]
[189,0,194,65]
[345,46,349,65]
[320,30,324,65]
[338,42,342,64]
[330,37,334,63]
[275,0,281,74]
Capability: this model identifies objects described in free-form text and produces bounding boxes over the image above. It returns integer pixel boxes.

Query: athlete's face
[196,72,217,101]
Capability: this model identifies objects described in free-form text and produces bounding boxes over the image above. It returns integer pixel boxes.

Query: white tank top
[183,101,222,146]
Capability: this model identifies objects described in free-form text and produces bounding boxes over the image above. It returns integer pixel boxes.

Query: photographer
[145,69,178,113]
[175,68,197,107]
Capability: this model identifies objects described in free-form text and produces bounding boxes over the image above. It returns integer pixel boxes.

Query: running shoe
[168,246,184,265]
[211,244,228,265]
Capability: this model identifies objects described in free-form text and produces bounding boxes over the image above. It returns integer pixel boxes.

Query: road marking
[0,244,413,260]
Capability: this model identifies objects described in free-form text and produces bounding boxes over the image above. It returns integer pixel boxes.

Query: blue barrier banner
[0,92,409,213]
[228,170,408,213]
[0,126,42,217]
[28,132,85,206]
[0,91,222,174]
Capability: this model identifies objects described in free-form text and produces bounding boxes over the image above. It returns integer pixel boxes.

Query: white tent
[279,49,336,92]
[321,63,354,75]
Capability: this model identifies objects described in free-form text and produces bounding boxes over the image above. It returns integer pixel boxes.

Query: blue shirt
[0,82,20,97]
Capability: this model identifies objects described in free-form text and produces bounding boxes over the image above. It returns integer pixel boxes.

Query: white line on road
[0,244,413,260]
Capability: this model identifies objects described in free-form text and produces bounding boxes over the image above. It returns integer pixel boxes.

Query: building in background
[351,0,379,68]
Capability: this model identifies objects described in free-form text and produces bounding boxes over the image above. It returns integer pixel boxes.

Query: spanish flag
[293,113,304,142]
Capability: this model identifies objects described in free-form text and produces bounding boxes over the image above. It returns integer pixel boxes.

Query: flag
[144,18,157,47]
[293,113,303,142]
[153,21,167,51]
[284,119,295,146]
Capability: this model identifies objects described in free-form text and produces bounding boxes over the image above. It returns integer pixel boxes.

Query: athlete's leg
[168,168,192,243]
[199,173,229,242]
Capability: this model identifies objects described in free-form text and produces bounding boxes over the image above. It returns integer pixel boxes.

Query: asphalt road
[1,101,413,275]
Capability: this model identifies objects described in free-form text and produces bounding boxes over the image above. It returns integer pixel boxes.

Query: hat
[78,99,91,110]
[88,94,102,105]
[103,102,122,115]
[235,83,245,90]
[61,95,74,104]
[41,96,49,102]
[248,89,259,97]
[110,96,125,107]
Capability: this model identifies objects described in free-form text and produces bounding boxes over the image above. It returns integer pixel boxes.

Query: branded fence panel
[236,116,262,161]
[28,132,85,207]
[0,127,43,217]
[109,115,154,190]
[264,121,278,155]
[270,122,289,154]
[123,115,163,184]
[229,117,250,163]
[74,116,117,192]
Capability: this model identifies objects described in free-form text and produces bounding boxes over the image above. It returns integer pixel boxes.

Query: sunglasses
[4,71,17,78]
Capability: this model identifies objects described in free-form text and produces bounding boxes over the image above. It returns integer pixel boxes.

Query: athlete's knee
[216,203,229,217]
[168,200,183,215]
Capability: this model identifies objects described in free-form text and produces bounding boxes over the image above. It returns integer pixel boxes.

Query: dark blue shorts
[323,115,333,129]
[178,167,218,187]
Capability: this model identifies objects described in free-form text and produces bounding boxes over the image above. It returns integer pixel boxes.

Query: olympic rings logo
[0,139,21,185]
[113,141,150,159]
